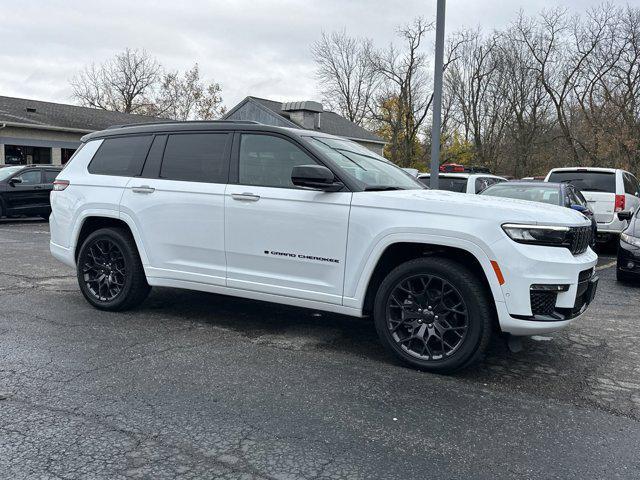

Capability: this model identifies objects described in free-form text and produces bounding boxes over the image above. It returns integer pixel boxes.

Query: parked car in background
[0,165,61,219]
[617,208,640,282]
[418,172,507,194]
[545,167,640,242]
[480,181,597,246]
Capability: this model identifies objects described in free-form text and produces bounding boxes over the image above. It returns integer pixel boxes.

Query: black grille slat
[530,291,557,316]
[568,226,591,255]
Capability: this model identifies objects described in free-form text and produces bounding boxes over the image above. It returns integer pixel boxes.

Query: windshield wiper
[364,185,405,191]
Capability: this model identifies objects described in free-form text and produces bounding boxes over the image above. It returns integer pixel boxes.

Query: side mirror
[570,204,588,213]
[8,177,22,186]
[291,165,343,192]
[618,210,633,221]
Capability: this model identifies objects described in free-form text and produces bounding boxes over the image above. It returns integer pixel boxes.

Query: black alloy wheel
[374,257,493,373]
[386,274,469,360]
[82,238,127,302]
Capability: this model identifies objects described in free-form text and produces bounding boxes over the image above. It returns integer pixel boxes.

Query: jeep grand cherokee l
[50,121,598,373]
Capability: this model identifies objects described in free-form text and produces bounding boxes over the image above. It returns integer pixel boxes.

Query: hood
[353,189,591,227]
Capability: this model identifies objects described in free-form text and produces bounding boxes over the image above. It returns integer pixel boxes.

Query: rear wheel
[76,227,150,311]
[374,257,493,374]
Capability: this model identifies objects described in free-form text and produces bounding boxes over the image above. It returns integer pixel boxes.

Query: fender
[342,231,506,312]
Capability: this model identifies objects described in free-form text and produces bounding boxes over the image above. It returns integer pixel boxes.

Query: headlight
[621,232,640,248]
[502,224,570,247]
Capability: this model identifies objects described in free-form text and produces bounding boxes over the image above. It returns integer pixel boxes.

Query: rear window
[481,183,561,205]
[438,177,468,193]
[547,171,615,193]
[88,135,153,177]
[160,133,230,183]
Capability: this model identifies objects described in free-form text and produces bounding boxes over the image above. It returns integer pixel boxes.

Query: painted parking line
[596,260,617,271]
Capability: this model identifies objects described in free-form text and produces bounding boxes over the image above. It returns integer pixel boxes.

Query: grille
[568,226,592,255]
[530,291,557,316]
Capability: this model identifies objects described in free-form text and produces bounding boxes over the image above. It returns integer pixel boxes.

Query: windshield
[481,183,562,205]
[547,171,615,193]
[0,166,23,181]
[308,137,424,191]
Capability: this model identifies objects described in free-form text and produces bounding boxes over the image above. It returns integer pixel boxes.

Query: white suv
[50,122,598,373]
[546,167,640,241]
[418,172,507,194]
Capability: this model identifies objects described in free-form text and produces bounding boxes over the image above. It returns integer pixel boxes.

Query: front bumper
[490,236,598,336]
[617,238,640,277]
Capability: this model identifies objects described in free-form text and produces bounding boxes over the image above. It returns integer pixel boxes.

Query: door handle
[131,186,155,194]
[34,186,43,190]
[231,193,260,202]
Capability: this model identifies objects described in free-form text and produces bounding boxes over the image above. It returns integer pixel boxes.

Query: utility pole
[430,0,446,189]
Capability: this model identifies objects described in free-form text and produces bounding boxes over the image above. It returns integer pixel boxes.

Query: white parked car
[50,122,598,373]
[418,172,507,194]
[545,167,640,242]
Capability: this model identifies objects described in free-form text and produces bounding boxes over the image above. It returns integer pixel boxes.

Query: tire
[76,227,151,311]
[373,257,493,374]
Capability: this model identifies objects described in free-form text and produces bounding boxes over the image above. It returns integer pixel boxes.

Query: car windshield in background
[481,183,561,205]
[0,166,23,181]
[308,137,424,191]
[547,171,616,193]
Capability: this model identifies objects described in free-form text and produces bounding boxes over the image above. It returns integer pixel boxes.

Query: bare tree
[152,64,226,120]
[71,49,161,114]
[370,18,434,166]
[312,30,378,126]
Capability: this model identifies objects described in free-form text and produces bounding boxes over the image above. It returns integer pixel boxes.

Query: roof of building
[0,96,164,133]
[225,96,385,144]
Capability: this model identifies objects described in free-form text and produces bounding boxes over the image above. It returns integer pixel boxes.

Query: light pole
[430,0,446,189]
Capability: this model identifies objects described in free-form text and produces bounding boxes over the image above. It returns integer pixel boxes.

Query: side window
[15,170,42,185]
[623,173,635,195]
[630,174,640,197]
[160,133,229,183]
[88,135,153,177]
[239,134,318,188]
[43,170,59,183]
[475,177,491,193]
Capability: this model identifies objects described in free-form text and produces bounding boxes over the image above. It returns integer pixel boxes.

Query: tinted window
[475,177,492,193]
[623,173,640,196]
[438,177,468,193]
[15,170,42,185]
[547,171,616,193]
[89,135,152,177]
[239,134,318,188]
[43,170,59,183]
[160,133,229,183]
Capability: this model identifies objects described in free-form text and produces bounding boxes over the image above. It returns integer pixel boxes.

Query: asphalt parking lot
[1,219,639,479]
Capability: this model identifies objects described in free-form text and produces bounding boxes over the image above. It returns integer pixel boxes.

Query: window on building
[88,135,153,177]
[160,133,230,183]
[4,145,51,165]
[61,148,77,164]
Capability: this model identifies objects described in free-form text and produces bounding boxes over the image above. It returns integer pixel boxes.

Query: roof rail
[105,119,261,130]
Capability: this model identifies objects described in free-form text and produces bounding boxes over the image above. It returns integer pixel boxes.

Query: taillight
[614,194,625,212]
[53,180,69,191]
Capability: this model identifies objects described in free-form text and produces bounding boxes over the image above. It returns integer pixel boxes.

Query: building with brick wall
[0,96,162,166]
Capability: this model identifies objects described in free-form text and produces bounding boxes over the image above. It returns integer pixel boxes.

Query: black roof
[0,96,164,132]
[226,96,385,144]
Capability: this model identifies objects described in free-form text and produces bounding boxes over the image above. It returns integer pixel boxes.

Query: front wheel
[374,257,493,374]
[76,227,151,311]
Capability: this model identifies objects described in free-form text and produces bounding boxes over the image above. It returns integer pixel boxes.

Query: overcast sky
[0,0,628,110]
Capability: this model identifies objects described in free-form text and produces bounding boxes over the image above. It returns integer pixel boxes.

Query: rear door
[547,170,616,224]
[120,132,231,284]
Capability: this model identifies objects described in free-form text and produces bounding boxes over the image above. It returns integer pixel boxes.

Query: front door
[5,169,46,214]
[225,133,351,305]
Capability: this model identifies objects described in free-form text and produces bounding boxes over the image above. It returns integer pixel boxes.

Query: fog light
[628,261,636,269]
[530,284,570,292]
